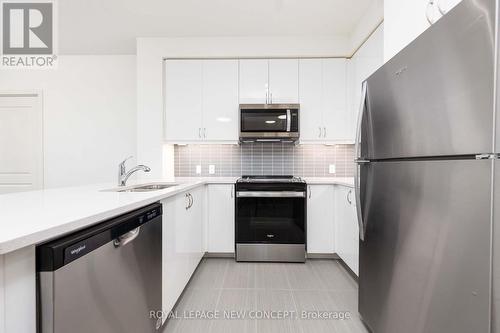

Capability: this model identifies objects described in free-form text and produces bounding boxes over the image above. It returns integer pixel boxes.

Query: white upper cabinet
[202,60,239,141]
[165,59,238,143]
[239,59,299,104]
[299,59,323,141]
[239,59,269,104]
[165,60,203,142]
[349,25,384,141]
[268,59,299,104]
[299,58,348,143]
[323,59,348,141]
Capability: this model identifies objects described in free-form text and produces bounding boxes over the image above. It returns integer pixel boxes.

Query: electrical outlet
[329,164,336,174]
[209,165,216,175]
[196,165,201,174]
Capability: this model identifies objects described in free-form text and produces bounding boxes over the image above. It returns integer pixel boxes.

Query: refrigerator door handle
[355,81,368,241]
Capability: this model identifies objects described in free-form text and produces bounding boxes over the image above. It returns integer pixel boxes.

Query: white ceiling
[58,0,379,54]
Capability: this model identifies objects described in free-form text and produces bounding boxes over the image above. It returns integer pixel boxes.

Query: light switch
[329,164,336,174]
[196,165,201,174]
[209,165,216,175]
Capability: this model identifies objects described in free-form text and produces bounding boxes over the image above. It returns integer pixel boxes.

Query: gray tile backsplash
[174,143,355,177]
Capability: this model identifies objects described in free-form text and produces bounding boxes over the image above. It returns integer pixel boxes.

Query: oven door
[236,191,306,244]
[239,104,299,140]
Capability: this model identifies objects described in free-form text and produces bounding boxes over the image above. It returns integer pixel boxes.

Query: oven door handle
[236,191,305,198]
[286,109,291,132]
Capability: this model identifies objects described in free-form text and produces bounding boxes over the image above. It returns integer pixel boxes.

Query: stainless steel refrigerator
[355,0,499,332]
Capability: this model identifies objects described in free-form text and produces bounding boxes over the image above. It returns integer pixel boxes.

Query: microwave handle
[286,109,291,132]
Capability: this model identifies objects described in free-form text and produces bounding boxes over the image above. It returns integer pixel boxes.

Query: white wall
[0,56,137,188]
[384,0,462,61]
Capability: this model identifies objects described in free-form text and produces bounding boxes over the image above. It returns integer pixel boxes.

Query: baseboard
[204,252,235,258]
[204,252,343,260]
[306,253,340,259]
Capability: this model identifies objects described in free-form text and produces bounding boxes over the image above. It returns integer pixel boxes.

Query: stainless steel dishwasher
[37,203,163,333]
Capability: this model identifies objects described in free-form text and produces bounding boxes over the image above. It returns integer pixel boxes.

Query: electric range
[235,175,307,262]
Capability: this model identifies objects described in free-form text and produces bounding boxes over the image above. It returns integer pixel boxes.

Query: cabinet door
[322,59,349,142]
[202,60,239,142]
[335,185,358,276]
[186,187,205,276]
[161,195,191,321]
[299,59,324,142]
[239,59,268,104]
[307,185,335,253]
[268,59,299,103]
[207,184,235,253]
[164,60,203,142]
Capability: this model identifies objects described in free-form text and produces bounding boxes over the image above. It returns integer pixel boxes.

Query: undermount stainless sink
[103,183,178,192]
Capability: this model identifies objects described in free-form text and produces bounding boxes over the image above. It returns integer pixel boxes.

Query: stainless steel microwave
[239,104,300,142]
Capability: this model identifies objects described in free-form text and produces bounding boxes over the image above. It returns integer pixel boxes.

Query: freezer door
[363,0,495,160]
[358,159,491,333]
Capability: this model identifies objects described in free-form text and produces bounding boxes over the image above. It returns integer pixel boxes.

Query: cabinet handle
[203,128,207,138]
[347,189,352,205]
[198,128,202,138]
[266,91,269,104]
[308,186,311,199]
[189,193,194,208]
[318,127,322,138]
[323,127,327,138]
[270,92,273,104]
[185,193,190,209]
[231,185,234,198]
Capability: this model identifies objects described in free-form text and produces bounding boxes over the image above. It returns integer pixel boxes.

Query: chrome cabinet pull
[308,186,311,199]
[323,127,327,138]
[185,193,190,209]
[347,189,352,205]
[198,128,202,138]
[270,92,273,104]
[189,193,193,208]
[318,127,322,138]
[231,185,234,198]
[203,128,207,138]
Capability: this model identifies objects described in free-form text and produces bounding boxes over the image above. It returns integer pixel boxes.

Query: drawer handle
[266,234,275,238]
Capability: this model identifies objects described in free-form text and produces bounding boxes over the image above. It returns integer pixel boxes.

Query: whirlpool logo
[70,245,86,256]
[1,0,57,68]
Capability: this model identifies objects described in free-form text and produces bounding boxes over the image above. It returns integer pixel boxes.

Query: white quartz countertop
[0,176,353,255]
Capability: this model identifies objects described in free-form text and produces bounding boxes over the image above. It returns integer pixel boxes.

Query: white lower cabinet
[307,185,336,254]
[161,187,205,322]
[334,185,359,276]
[207,184,235,253]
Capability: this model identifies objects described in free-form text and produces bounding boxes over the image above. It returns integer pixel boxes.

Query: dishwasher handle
[114,227,141,247]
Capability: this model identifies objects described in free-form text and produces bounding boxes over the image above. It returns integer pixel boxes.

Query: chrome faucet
[118,156,151,186]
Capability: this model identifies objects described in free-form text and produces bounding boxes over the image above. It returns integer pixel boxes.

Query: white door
[239,59,268,104]
[0,93,43,194]
[164,60,203,142]
[202,60,239,142]
[299,59,324,141]
[268,59,299,103]
[322,59,349,142]
[207,184,235,253]
[307,185,335,254]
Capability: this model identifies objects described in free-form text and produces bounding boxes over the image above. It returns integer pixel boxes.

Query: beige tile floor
[162,258,369,333]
